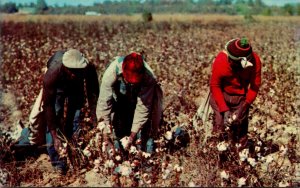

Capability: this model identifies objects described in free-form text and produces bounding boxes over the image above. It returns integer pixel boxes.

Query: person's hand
[232,102,250,125]
[50,129,62,152]
[223,111,233,127]
[120,133,136,150]
[53,136,62,152]
[120,136,132,150]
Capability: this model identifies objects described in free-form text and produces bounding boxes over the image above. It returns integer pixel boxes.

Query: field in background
[0,14,299,187]
[1,13,300,23]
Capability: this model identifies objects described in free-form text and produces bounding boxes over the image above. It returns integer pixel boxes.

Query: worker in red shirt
[209,37,261,147]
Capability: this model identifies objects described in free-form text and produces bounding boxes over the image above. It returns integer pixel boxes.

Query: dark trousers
[46,90,82,171]
[209,92,249,142]
[111,97,153,152]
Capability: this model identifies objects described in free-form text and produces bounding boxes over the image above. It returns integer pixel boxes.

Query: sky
[0,0,299,7]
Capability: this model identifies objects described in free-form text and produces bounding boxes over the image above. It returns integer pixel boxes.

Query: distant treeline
[1,0,300,16]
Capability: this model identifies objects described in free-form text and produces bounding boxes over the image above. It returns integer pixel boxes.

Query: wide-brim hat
[62,49,88,69]
[225,37,253,60]
[122,52,145,84]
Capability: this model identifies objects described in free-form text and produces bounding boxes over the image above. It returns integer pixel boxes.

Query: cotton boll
[255,146,261,152]
[278,181,290,187]
[0,169,8,186]
[165,131,173,140]
[188,181,196,187]
[97,121,106,131]
[237,177,246,187]
[104,159,114,168]
[162,169,171,179]
[232,114,237,121]
[129,146,137,154]
[131,160,140,168]
[247,157,257,167]
[142,152,151,159]
[217,141,229,151]
[173,164,183,173]
[102,142,107,152]
[239,149,249,162]
[115,155,122,161]
[83,149,92,157]
[265,155,274,164]
[119,165,132,176]
[94,159,100,165]
[257,141,262,146]
[279,145,288,156]
[120,136,130,148]
[220,170,229,180]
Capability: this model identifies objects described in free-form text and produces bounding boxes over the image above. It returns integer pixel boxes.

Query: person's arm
[232,53,262,125]
[43,52,64,151]
[210,53,230,113]
[245,53,262,105]
[96,58,119,127]
[85,63,100,126]
[130,75,156,139]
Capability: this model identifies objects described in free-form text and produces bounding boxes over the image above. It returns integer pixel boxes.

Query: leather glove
[232,102,250,125]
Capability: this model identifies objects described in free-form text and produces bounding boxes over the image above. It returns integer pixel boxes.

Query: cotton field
[0,14,299,187]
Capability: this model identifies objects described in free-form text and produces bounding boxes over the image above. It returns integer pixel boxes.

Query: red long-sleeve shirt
[210,51,262,112]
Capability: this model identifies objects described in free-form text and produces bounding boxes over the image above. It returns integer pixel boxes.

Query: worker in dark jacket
[209,37,261,147]
[43,49,99,174]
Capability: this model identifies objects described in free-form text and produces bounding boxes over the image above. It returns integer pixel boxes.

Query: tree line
[1,0,299,16]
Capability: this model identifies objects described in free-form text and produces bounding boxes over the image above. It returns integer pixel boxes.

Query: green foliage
[262,8,272,16]
[36,0,48,14]
[1,0,300,16]
[283,4,294,15]
[244,13,256,22]
[0,2,18,13]
[142,11,153,22]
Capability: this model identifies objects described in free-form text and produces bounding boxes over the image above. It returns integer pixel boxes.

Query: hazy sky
[1,0,299,6]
